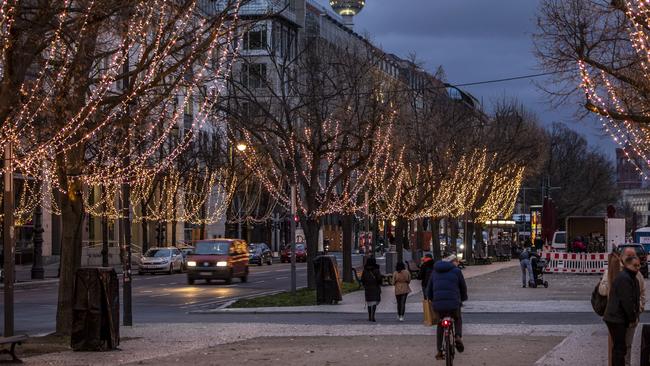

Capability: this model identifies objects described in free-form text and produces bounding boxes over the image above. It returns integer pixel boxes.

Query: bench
[473,248,493,265]
[494,246,510,262]
[0,335,28,363]
[405,260,420,279]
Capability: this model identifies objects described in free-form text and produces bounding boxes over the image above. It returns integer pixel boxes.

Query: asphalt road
[0,254,369,335]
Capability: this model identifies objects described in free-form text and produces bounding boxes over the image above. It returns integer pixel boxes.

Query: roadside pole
[365,191,370,256]
[3,142,14,336]
[290,184,296,295]
[122,180,133,326]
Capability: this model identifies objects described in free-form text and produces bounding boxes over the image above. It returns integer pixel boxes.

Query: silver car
[138,247,184,275]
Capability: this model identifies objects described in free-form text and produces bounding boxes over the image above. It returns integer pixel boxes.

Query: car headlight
[460,244,465,250]
[216,261,228,267]
[187,261,196,267]
[160,260,169,264]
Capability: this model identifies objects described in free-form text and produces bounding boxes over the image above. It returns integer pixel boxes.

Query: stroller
[529,256,549,288]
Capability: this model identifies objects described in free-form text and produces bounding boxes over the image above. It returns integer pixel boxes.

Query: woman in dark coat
[361,257,382,322]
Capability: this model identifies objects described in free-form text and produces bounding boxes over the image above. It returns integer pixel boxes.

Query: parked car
[180,246,194,270]
[249,243,273,266]
[616,243,648,278]
[280,243,307,263]
[186,239,249,285]
[138,247,184,275]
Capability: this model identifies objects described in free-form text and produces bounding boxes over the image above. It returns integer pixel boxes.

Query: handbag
[591,282,607,316]
[423,299,438,326]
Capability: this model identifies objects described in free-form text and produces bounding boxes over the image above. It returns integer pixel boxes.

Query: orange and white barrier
[541,252,608,274]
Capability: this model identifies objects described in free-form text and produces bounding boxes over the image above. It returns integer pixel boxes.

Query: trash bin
[71,267,120,351]
[313,255,342,305]
[385,251,398,275]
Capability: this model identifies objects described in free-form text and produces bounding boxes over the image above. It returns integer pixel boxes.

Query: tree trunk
[141,199,148,254]
[395,217,404,262]
[450,219,459,254]
[466,219,475,262]
[414,218,424,264]
[474,222,484,257]
[55,147,85,336]
[431,218,441,260]
[342,214,353,283]
[304,216,319,289]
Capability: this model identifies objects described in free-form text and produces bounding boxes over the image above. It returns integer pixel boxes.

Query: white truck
[551,231,566,251]
[561,216,625,252]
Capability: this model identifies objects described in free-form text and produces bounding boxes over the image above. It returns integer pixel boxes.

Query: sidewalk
[1,263,124,290]
[198,260,520,314]
[19,322,613,365]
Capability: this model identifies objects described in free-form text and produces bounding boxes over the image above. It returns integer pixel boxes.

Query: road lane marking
[275,276,288,280]
[149,293,170,298]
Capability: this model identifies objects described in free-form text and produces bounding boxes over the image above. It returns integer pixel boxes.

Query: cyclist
[425,254,468,360]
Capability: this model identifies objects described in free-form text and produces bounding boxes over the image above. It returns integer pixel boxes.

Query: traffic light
[293,215,299,223]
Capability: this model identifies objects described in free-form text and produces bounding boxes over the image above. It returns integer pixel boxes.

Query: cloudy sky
[314,0,616,158]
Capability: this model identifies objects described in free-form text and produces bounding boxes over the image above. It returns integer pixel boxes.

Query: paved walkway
[199,260,521,314]
[18,322,618,365]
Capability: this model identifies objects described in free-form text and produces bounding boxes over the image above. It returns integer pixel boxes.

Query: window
[243,25,268,50]
[194,241,230,255]
[145,249,171,258]
[242,63,267,89]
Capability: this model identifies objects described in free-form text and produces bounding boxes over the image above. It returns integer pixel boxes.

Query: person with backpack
[426,254,468,360]
[361,257,383,322]
[597,248,645,366]
[518,247,534,288]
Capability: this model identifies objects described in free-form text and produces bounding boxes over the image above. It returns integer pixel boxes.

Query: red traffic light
[293,215,299,223]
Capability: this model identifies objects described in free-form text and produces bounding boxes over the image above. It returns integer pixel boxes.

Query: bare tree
[223,31,396,288]
[1,0,244,334]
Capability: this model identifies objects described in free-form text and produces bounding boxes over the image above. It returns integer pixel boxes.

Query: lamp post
[31,204,45,280]
[230,140,247,239]
[3,141,15,336]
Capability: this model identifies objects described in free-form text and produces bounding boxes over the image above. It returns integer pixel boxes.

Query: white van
[551,231,566,251]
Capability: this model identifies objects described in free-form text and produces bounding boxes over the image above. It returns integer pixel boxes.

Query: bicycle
[441,316,456,366]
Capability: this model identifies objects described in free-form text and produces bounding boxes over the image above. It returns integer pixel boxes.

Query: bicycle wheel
[445,333,454,366]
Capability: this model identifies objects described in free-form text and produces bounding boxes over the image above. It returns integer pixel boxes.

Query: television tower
[330,0,365,29]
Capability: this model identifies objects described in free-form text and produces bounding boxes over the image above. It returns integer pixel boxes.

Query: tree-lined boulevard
[3,0,650,364]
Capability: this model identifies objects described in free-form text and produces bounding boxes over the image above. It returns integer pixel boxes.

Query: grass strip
[230,281,360,308]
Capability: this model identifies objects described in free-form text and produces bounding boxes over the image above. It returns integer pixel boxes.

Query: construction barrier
[541,252,608,274]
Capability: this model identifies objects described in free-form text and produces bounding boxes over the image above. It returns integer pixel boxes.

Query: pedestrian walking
[519,247,534,288]
[418,254,435,295]
[361,257,382,322]
[426,254,467,360]
[599,248,645,366]
[393,262,411,322]
[603,247,642,366]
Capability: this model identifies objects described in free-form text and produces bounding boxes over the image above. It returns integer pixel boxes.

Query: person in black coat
[418,254,435,296]
[603,249,642,366]
[361,257,382,322]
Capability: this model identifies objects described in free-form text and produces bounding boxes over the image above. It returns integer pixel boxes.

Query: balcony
[212,0,297,24]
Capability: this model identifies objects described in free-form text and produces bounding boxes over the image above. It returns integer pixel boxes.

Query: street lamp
[236,142,247,152]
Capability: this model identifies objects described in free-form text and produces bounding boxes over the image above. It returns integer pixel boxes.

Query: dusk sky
[315,0,617,158]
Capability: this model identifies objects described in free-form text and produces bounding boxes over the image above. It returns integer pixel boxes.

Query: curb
[1,278,59,290]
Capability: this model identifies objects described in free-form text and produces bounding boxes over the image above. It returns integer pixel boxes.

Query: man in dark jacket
[604,248,642,366]
[418,254,435,295]
[426,255,468,360]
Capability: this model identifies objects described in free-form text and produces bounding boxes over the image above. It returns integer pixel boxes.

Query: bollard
[641,324,650,366]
